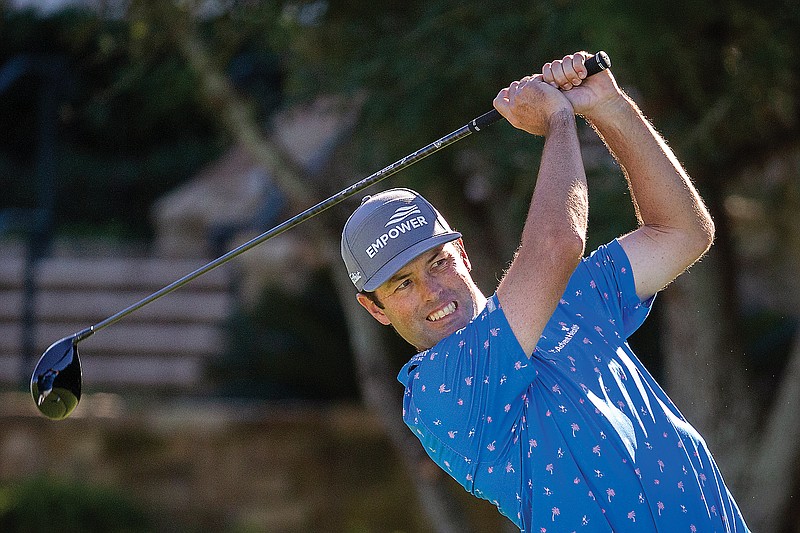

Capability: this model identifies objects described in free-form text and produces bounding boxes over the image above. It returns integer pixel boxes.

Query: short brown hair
[359,290,385,309]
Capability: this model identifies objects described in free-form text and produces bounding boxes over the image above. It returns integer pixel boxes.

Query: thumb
[493,87,512,120]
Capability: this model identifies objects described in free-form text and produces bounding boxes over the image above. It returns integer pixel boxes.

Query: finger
[541,62,559,89]
[493,87,511,113]
[572,51,590,82]
[493,87,520,127]
[550,60,573,91]
[563,54,583,86]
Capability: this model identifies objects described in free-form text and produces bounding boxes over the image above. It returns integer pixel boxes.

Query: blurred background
[1,0,798,531]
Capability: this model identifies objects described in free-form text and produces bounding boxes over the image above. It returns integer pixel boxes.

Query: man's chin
[421,316,470,349]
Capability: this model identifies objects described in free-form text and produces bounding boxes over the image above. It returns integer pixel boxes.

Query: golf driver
[30,52,611,419]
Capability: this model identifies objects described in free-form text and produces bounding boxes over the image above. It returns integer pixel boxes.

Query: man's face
[357,240,486,351]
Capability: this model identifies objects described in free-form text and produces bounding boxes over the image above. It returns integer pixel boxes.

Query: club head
[30,335,82,420]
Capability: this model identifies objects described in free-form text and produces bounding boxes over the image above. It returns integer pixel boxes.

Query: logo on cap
[385,204,422,226]
[365,204,429,259]
[349,271,362,284]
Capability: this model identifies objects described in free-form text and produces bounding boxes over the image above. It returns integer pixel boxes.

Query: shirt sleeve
[398,294,539,458]
[576,239,654,338]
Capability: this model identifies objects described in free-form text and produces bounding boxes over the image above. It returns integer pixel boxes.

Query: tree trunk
[744,332,800,531]
[165,11,474,530]
[660,246,756,489]
[331,265,474,533]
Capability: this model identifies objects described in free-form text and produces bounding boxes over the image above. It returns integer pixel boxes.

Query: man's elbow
[696,214,715,255]
[524,226,585,270]
[682,214,715,263]
[550,228,586,271]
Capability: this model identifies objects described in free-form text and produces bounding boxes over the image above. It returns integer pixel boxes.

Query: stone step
[0,322,224,357]
[0,354,207,389]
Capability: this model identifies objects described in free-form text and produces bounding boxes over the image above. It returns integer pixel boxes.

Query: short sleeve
[577,239,654,338]
[397,295,539,458]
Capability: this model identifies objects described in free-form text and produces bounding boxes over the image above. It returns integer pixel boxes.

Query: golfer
[341,52,749,531]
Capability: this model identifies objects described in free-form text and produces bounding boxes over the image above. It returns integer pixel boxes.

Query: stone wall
[0,393,506,532]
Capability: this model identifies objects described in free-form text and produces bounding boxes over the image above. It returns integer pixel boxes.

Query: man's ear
[455,238,472,271]
[356,293,392,326]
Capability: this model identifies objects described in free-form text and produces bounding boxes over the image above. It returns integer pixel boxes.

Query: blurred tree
[3,0,800,530]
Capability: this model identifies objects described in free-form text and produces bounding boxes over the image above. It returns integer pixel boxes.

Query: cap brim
[362,232,462,292]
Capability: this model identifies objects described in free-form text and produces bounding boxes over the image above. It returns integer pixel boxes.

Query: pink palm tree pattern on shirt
[396,244,748,532]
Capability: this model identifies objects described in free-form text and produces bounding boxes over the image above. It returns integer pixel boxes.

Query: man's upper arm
[618,225,711,301]
[496,233,584,358]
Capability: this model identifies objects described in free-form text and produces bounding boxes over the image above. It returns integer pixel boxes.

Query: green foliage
[0,477,154,532]
[3,1,797,238]
[276,0,799,184]
[0,8,229,237]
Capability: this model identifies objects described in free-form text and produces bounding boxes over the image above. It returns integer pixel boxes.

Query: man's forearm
[586,93,714,300]
[587,94,714,245]
[496,110,588,356]
[526,109,589,248]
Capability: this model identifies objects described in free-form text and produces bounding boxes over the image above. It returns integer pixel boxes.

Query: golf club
[30,52,611,419]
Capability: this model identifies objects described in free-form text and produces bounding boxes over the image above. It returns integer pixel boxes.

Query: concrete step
[0,354,207,388]
[0,322,224,357]
[0,249,234,389]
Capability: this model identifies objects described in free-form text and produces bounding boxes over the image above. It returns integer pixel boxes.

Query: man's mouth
[427,301,457,322]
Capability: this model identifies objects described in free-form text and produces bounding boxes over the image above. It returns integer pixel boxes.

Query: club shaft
[86,122,481,337]
[80,51,611,341]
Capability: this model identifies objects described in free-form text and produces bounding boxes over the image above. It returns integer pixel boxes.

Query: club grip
[585,51,611,75]
[467,51,611,132]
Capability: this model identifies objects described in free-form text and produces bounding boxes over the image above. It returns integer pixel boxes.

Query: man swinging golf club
[341,52,749,531]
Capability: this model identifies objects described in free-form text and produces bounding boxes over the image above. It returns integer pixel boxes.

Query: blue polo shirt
[398,240,749,532]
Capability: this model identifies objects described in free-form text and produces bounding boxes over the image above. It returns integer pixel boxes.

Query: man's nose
[420,274,443,302]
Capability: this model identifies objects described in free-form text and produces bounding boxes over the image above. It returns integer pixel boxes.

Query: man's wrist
[584,92,637,128]
[547,108,578,136]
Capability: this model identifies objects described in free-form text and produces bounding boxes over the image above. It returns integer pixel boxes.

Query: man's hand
[493,74,574,136]
[540,52,623,119]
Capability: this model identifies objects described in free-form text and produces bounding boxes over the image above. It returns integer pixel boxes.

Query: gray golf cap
[341,188,461,292]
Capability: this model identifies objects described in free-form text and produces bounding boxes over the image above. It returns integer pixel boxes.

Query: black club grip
[467,51,611,132]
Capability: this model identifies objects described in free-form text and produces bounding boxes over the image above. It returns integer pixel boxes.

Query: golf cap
[341,188,461,292]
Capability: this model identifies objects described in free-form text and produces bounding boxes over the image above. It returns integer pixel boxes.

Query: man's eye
[395,279,412,291]
[432,257,448,270]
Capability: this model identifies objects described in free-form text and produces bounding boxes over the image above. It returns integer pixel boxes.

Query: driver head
[30,336,82,420]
